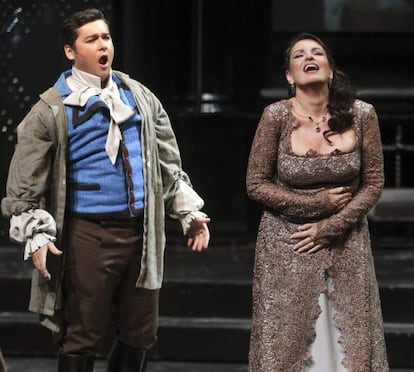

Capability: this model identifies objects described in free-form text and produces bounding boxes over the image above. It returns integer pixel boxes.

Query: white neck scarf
[63,67,135,164]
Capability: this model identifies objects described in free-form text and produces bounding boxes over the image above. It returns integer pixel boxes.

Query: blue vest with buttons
[54,70,145,219]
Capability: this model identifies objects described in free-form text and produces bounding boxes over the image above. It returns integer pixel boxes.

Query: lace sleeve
[246,104,338,218]
[315,103,384,242]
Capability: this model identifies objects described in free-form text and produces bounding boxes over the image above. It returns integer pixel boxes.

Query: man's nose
[98,38,108,49]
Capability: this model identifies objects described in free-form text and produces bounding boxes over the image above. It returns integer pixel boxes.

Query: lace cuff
[179,210,208,235]
[23,232,56,260]
[9,209,57,260]
[170,180,207,234]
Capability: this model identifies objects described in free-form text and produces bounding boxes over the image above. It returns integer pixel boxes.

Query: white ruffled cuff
[24,232,56,260]
[172,180,205,215]
[9,209,57,260]
[180,210,208,235]
[170,180,208,234]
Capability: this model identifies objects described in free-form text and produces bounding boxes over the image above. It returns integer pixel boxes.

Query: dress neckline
[282,99,357,158]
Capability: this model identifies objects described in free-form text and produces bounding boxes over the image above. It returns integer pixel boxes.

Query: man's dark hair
[61,8,109,48]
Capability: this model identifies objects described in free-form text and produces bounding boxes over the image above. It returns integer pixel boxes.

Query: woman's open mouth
[303,63,319,72]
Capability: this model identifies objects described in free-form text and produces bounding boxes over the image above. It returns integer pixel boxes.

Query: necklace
[307,113,327,133]
[294,98,328,133]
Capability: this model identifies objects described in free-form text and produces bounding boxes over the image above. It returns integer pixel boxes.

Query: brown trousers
[60,217,158,354]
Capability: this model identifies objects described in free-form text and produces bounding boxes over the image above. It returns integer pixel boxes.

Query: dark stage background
[1,0,414,368]
[1,0,414,243]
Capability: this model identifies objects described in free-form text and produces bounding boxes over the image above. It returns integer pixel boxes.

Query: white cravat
[63,67,135,164]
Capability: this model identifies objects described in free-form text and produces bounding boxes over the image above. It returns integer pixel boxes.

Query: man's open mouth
[99,55,108,65]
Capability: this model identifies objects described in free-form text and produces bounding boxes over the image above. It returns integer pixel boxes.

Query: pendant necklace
[308,113,327,133]
[294,98,328,133]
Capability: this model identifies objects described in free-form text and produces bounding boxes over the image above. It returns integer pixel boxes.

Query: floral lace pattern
[246,100,388,371]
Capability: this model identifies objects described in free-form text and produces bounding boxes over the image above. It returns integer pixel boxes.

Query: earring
[289,83,296,96]
[328,76,333,89]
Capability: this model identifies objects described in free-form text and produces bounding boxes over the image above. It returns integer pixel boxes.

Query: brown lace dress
[246,99,388,371]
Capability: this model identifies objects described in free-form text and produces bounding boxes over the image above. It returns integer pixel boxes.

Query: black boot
[107,339,147,372]
[57,351,94,372]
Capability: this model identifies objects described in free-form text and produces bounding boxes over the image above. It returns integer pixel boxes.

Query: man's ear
[64,44,75,62]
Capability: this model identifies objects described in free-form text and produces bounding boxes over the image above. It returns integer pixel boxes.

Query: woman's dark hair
[61,8,109,48]
[284,32,355,136]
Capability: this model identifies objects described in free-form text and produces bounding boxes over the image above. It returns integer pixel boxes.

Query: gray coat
[1,70,203,331]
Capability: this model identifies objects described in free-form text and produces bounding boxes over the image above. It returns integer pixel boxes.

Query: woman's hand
[290,222,326,253]
[328,186,352,211]
[187,217,211,252]
[32,242,63,280]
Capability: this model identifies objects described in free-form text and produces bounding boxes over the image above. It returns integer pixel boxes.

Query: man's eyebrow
[84,32,110,40]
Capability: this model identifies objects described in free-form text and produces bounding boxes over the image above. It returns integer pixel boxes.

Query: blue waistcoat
[53,71,145,219]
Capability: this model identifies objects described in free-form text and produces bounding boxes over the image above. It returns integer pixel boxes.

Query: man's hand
[187,217,210,252]
[32,242,63,280]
